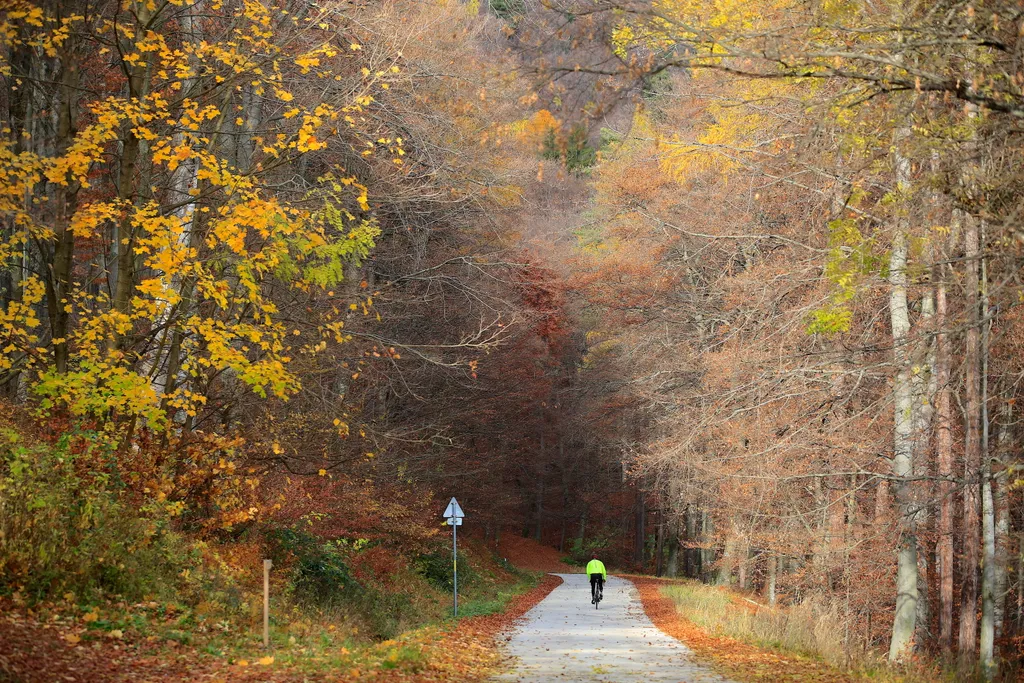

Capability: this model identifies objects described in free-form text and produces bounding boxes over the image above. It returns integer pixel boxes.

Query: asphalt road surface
[495,574,731,683]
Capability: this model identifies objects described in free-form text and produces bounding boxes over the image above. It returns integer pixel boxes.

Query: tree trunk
[887,128,921,662]
[936,273,955,649]
[888,226,920,663]
[979,242,995,680]
[874,478,890,522]
[534,427,545,542]
[994,399,1011,641]
[685,504,698,578]
[738,542,748,590]
[533,476,544,543]
[634,488,646,566]
[766,555,777,607]
[666,531,679,578]
[959,213,982,659]
[655,512,666,577]
[110,57,149,345]
[913,283,936,648]
[558,437,568,552]
[981,461,996,679]
[718,531,736,586]
[700,510,712,582]
[46,51,82,375]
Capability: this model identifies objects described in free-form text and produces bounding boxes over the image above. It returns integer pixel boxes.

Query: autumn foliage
[4,0,1024,680]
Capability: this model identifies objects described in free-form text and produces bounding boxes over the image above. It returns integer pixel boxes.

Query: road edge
[487,573,564,679]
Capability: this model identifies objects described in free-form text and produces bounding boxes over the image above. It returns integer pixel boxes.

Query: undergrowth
[0,427,210,603]
[0,417,541,678]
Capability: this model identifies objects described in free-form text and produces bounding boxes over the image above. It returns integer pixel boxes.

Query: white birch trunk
[146,4,202,400]
[888,227,919,662]
[888,129,919,663]
[980,462,996,679]
[994,400,1011,640]
[766,555,777,607]
[979,235,995,679]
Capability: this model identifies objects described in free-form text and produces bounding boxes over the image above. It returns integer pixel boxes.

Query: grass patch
[455,573,539,619]
[663,583,849,668]
[378,643,427,671]
[656,582,1004,682]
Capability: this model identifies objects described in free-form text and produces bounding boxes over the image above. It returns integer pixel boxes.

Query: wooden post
[263,559,272,648]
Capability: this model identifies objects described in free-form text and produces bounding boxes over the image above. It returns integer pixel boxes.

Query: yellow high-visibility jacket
[585,559,607,580]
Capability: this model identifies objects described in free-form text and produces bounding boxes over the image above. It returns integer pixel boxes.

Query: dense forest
[1,0,1023,680]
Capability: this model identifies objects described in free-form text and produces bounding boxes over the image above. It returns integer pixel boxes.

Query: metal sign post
[443,497,465,617]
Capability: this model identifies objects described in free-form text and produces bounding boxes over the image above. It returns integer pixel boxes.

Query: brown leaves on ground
[631,577,854,683]
[405,573,563,682]
[494,534,575,572]
[0,575,562,683]
[0,604,221,683]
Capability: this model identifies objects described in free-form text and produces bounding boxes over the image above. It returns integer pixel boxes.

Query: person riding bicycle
[586,555,607,604]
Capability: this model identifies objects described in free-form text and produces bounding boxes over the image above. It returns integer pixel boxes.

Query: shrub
[540,125,598,175]
[266,529,445,639]
[564,124,597,174]
[361,588,416,640]
[489,0,524,21]
[0,428,196,602]
[414,549,474,593]
[265,528,360,608]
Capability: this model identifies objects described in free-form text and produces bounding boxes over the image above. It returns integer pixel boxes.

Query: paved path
[495,574,730,683]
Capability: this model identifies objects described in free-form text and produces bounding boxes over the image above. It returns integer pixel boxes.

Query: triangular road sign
[443,497,465,518]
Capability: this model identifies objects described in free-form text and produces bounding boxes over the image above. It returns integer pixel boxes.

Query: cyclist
[586,555,607,604]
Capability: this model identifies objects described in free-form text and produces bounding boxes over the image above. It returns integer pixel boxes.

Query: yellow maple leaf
[258,655,274,665]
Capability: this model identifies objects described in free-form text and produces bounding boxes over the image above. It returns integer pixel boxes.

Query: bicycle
[591,580,603,609]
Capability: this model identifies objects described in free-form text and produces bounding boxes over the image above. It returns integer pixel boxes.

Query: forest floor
[0,539,568,683]
[493,534,583,573]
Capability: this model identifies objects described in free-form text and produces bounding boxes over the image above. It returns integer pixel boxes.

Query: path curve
[494,574,731,683]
